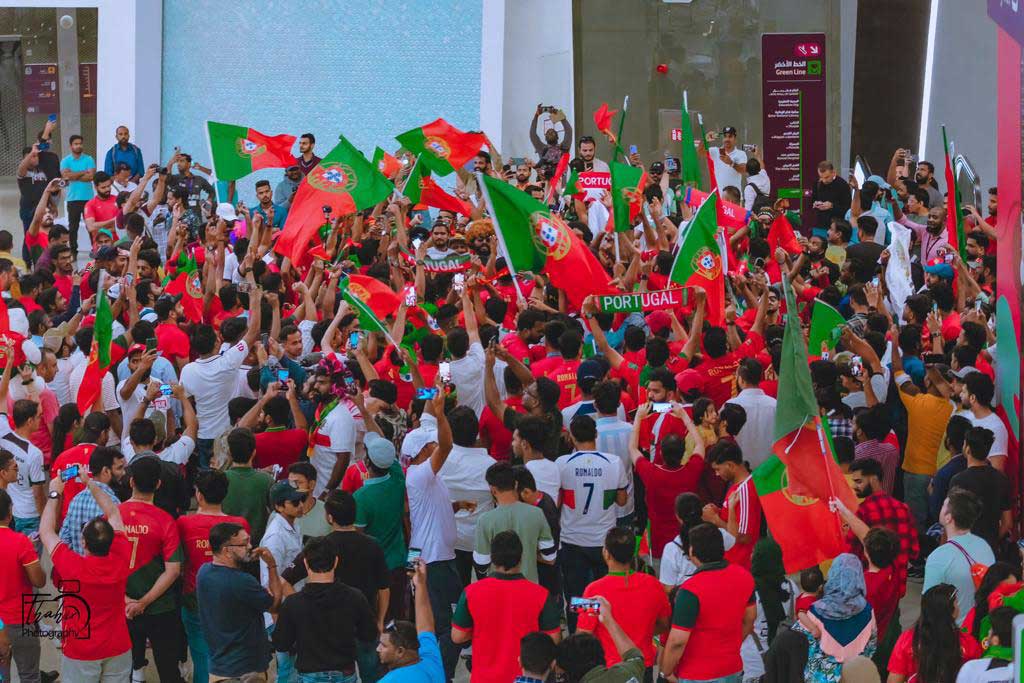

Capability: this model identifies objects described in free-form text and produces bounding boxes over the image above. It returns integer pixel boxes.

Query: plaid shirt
[59,481,121,555]
[828,412,854,440]
[848,491,919,596]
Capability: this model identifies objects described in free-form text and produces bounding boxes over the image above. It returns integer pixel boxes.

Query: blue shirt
[59,154,96,202]
[58,480,121,555]
[196,563,274,677]
[929,454,967,521]
[103,142,145,177]
[379,632,446,682]
[252,202,288,228]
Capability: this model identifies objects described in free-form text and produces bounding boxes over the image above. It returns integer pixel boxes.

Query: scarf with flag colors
[478,174,614,311]
[206,121,297,181]
[275,135,393,266]
[753,276,859,572]
[395,118,487,177]
[668,190,725,325]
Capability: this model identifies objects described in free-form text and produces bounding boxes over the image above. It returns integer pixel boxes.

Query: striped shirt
[719,476,761,569]
[595,416,635,517]
[854,439,899,495]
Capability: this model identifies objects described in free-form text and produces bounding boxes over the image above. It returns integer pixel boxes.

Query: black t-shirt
[950,465,1011,547]
[281,529,390,614]
[167,173,215,212]
[845,241,885,283]
[271,582,376,673]
[811,176,851,229]
[18,151,60,211]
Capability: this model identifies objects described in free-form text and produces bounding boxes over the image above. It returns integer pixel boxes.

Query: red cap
[645,310,672,335]
[127,343,147,356]
[675,368,703,396]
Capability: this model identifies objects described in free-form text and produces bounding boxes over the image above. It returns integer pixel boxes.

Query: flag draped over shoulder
[77,276,113,414]
[395,118,487,176]
[610,162,646,233]
[401,157,474,215]
[164,271,205,324]
[942,126,967,259]
[479,174,614,310]
[275,135,393,265]
[206,121,297,181]
[753,276,859,572]
[680,91,703,189]
[668,191,725,325]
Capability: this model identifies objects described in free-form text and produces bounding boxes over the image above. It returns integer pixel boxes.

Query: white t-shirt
[449,341,507,417]
[562,400,625,424]
[2,421,46,520]
[725,388,778,471]
[50,356,77,406]
[406,460,458,563]
[439,445,496,552]
[743,170,771,210]
[180,340,249,440]
[955,658,1012,683]
[659,529,736,587]
[709,146,747,193]
[69,356,119,416]
[556,450,627,548]
[116,379,153,441]
[525,458,561,501]
[969,411,1009,459]
[309,404,357,497]
[122,435,196,466]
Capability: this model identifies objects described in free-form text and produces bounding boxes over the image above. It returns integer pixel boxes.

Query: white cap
[215,203,239,222]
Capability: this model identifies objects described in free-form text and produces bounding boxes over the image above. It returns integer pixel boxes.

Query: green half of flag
[808,299,846,354]
[338,278,389,335]
[95,279,114,368]
[680,92,702,188]
[610,161,645,232]
[478,174,547,274]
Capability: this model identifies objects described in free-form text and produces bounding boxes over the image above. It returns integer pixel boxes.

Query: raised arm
[629,404,651,466]
[428,386,453,474]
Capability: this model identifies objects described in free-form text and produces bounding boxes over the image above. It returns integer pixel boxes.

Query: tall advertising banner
[761,33,827,231]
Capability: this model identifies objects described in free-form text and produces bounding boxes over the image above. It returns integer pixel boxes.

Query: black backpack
[749,182,772,213]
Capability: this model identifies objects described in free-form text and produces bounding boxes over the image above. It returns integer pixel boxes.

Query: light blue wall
[161,0,482,205]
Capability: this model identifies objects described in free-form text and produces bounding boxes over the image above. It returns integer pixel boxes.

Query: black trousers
[127,609,184,681]
[66,200,87,258]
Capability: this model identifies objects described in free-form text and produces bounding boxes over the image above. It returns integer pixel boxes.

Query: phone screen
[60,464,80,482]
[159,384,172,396]
[146,337,157,352]
[438,362,451,382]
[277,369,289,382]
[405,547,422,570]
[652,402,672,414]
[349,331,360,349]
[416,387,439,400]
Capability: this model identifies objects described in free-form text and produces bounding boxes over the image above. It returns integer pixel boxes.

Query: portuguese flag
[401,156,474,215]
[372,147,402,180]
[610,161,646,232]
[753,276,858,573]
[338,275,399,334]
[479,174,614,310]
[275,135,393,265]
[164,271,206,324]
[205,121,297,181]
[77,275,114,415]
[942,125,967,259]
[680,91,703,189]
[668,190,725,325]
[395,118,487,177]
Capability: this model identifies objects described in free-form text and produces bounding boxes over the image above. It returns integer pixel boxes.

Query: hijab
[813,553,869,621]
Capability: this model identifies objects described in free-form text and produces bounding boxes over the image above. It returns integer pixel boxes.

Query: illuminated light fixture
[918,0,939,159]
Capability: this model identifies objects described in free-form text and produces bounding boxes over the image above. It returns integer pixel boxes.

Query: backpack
[948,539,988,589]
[749,181,772,213]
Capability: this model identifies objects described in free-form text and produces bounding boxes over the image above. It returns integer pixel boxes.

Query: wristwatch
[48,490,61,500]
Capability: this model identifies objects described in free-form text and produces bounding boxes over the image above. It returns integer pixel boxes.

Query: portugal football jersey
[556,450,627,547]
[119,500,183,615]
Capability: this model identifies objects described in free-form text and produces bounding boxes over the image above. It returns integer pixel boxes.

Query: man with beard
[275,165,303,209]
[84,171,119,244]
[530,104,573,167]
[296,133,320,176]
[253,179,288,228]
[167,152,216,217]
[914,160,943,208]
[575,135,609,173]
[59,446,127,555]
[116,346,159,442]
[847,458,919,598]
[23,178,64,268]
[811,162,852,235]
[894,202,949,264]
[308,361,357,496]
[60,134,96,259]
[425,221,454,260]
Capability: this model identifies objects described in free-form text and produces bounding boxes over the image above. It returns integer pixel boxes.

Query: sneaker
[40,671,59,683]
[179,661,192,682]
[131,669,146,682]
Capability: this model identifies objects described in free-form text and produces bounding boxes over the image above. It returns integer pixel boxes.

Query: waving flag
[372,147,403,180]
[206,121,297,181]
[680,91,703,189]
[77,276,114,414]
[668,191,725,325]
[401,156,474,215]
[610,161,646,232]
[395,118,487,176]
[942,125,967,259]
[164,271,206,324]
[338,275,399,334]
[593,102,618,135]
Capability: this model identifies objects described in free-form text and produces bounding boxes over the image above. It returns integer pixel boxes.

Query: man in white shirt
[724,359,778,470]
[448,289,505,416]
[704,126,747,193]
[4,399,46,540]
[438,406,496,586]
[743,154,771,210]
[403,391,462,680]
[556,414,627,630]
[960,371,1009,471]
[180,288,261,468]
[513,416,560,501]
[260,481,306,678]
[116,345,158,441]
[591,381,635,524]
[307,367,357,496]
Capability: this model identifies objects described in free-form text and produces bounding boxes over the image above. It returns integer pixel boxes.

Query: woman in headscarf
[795,553,877,683]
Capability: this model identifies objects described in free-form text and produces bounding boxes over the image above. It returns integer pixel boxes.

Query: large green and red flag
[753,276,859,573]
[275,135,393,265]
[401,156,474,215]
[372,147,402,180]
[164,270,206,324]
[338,275,399,334]
[205,121,297,181]
[942,125,967,259]
[395,118,487,177]
[808,299,846,355]
[479,174,615,310]
[668,190,725,325]
[768,213,803,257]
[610,161,646,232]
[680,91,703,189]
[77,276,114,415]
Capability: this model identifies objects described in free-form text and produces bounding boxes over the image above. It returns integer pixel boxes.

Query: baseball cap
[923,257,954,280]
[216,203,239,222]
[676,368,703,397]
[722,126,738,136]
[270,481,307,506]
[285,165,301,174]
[577,359,604,384]
[952,365,978,380]
[95,245,119,261]
[646,310,672,335]
[649,161,665,173]
[126,343,147,357]
[366,432,396,469]
[865,174,891,190]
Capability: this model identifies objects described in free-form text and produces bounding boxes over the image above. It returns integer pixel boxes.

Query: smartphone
[742,144,756,153]
[651,402,672,414]
[665,157,678,172]
[260,332,269,347]
[47,113,57,123]
[944,252,954,264]
[404,288,417,307]
[37,141,50,151]
[452,273,465,293]
[871,276,880,287]
[159,383,172,397]
[412,238,423,251]
[145,337,157,352]
[628,144,638,155]
[405,547,422,571]
[349,331,360,349]
[438,361,452,383]
[569,597,601,613]
[510,157,526,167]
[923,353,945,365]
[277,368,289,383]
[416,387,439,400]
[60,464,79,482]
[237,282,252,293]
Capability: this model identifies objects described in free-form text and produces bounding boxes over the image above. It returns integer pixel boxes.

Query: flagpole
[475,171,527,306]
[614,95,630,164]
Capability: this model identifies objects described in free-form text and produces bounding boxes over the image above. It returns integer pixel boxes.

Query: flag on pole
[275,135,393,265]
[372,147,402,180]
[680,91,703,189]
[77,275,113,414]
[808,299,846,354]
[768,213,803,257]
[668,191,725,325]
[753,276,859,573]
[164,271,206,324]
[338,275,398,334]
[401,156,474,215]
[697,113,719,191]
[479,175,614,310]
[205,121,297,181]
[942,125,967,259]
[395,118,487,177]
[610,161,646,232]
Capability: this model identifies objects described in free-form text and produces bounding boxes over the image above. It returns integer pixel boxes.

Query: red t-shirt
[51,443,98,521]
[156,321,191,366]
[695,331,764,408]
[479,397,521,462]
[941,311,962,344]
[530,354,562,379]
[374,354,414,410]
[254,428,307,477]
[51,533,133,660]
[545,358,582,409]
[341,460,370,493]
[638,411,688,465]
[418,362,439,389]
[635,456,704,559]
[721,476,762,568]
[19,296,42,314]
[0,526,38,624]
[53,273,74,302]
[84,195,120,231]
[864,566,899,637]
[501,333,533,366]
[794,593,817,614]
[120,500,181,601]
[176,513,250,597]
[888,628,982,678]
[577,572,671,666]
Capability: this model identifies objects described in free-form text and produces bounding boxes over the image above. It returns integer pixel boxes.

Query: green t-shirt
[354,464,407,570]
[474,502,553,583]
[222,466,274,544]
[580,648,647,682]
[296,498,332,542]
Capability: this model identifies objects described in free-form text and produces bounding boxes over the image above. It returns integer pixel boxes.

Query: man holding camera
[530,104,574,167]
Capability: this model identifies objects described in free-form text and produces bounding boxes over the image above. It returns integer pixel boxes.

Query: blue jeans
[196,437,215,469]
[182,604,210,683]
[13,515,42,557]
[267,624,297,683]
[903,472,931,532]
[297,673,356,683]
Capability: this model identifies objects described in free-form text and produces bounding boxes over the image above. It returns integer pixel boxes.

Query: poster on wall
[23,63,98,115]
[761,33,827,229]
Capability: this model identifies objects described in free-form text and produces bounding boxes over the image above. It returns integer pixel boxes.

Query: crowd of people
[0,105,1015,683]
